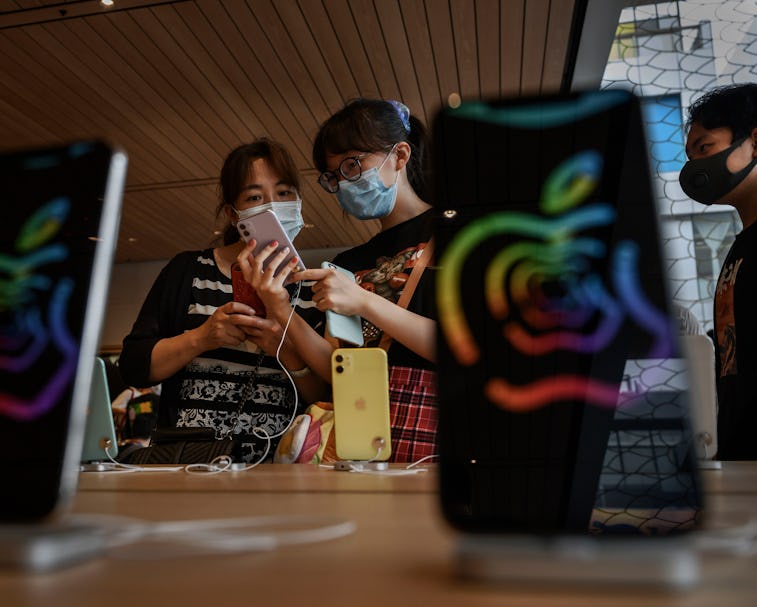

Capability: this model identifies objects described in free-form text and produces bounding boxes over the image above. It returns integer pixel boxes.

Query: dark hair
[686,83,757,142]
[215,138,301,245]
[312,99,430,201]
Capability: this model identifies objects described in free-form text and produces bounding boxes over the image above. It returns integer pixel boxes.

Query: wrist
[271,303,295,327]
[188,325,210,355]
[284,364,312,378]
[355,286,375,321]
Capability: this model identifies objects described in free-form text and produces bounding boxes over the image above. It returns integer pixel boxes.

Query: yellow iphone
[331,348,392,461]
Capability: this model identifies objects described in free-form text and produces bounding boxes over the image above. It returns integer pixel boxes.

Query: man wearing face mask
[119,139,326,464]
[679,83,757,460]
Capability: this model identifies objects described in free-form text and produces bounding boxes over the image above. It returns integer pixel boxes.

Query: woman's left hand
[235,240,300,321]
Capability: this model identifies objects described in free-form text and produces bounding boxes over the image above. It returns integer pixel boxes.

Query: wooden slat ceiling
[0,0,578,263]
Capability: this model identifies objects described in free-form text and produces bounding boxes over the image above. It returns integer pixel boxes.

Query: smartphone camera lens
[335,365,344,374]
[335,355,343,363]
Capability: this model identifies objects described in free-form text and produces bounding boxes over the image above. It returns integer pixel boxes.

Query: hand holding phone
[237,209,304,275]
[321,262,364,346]
[231,262,266,317]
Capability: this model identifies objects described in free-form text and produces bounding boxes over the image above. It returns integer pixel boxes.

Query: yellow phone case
[331,348,392,461]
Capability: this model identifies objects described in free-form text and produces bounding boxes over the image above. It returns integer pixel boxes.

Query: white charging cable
[97,444,184,473]
[86,283,303,476]
[187,280,303,474]
[67,512,357,559]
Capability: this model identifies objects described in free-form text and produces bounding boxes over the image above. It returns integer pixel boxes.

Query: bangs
[266,145,301,193]
[314,107,394,171]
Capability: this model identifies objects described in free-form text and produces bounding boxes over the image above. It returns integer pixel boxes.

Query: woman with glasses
[236,99,437,462]
[119,139,325,463]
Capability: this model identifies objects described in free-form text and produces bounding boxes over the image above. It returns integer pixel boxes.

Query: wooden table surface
[2,462,756,607]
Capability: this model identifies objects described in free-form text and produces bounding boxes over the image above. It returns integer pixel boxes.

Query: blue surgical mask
[234,199,304,241]
[679,137,757,205]
[336,150,398,220]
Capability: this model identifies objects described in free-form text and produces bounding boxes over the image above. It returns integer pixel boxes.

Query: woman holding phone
[237,99,437,462]
[119,139,325,463]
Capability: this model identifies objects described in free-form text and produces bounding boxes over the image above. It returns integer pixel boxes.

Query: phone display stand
[333,461,389,472]
[0,522,106,572]
[454,534,699,590]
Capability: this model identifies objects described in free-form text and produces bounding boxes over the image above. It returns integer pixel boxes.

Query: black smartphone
[0,142,126,522]
[433,91,703,536]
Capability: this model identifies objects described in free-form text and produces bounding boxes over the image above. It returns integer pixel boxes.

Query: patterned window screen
[601,0,757,334]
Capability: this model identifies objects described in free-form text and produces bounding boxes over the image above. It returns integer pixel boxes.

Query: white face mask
[233,199,304,241]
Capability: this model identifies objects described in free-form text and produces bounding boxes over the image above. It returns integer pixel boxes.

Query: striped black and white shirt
[120,249,307,462]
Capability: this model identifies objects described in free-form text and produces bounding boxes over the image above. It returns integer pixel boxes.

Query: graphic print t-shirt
[329,209,436,370]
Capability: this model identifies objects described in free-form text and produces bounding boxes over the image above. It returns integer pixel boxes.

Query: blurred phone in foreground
[321,262,364,346]
[0,141,125,523]
[231,262,266,317]
[237,209,303,277]
[331,348,391,461]
[433,90,702,536]
[431,89,704,590]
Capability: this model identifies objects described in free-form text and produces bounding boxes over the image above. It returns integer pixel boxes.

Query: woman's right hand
[193,300,259,351]
[147,301,260,385]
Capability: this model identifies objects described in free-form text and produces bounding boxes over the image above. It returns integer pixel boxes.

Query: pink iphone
[237,209,304,276]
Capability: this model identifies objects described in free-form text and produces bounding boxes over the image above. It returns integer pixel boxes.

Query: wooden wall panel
[521,0,551,94]
[501,0,526,96]
[296,1,361,107]
[450,0,480,99]
[424,0,460,104]
[542,0,578,94]
[374,0,426,120]
[322,0,382,100]
[0,0,581,264]
[477,0,503,99]
[397,0,441,126]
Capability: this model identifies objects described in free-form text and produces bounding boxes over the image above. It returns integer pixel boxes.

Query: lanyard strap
[325,239,434,352]
[378,238,434,352]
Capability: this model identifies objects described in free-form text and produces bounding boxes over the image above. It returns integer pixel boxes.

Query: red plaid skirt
[388,366,438,463]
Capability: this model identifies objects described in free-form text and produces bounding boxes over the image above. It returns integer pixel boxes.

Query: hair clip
[388,99,411,133]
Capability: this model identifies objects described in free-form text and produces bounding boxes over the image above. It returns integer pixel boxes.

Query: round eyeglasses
[317,154,367,193]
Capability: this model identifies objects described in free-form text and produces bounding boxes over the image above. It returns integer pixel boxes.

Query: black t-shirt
[713,219,757,460]
[327,209,436,370]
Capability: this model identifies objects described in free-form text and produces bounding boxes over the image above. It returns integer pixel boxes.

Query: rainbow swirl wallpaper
[437,148,673,413]
[0,195,76,421]
[434,92,699,533]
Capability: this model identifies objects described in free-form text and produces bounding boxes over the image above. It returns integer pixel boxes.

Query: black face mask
[679,137,757,205]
